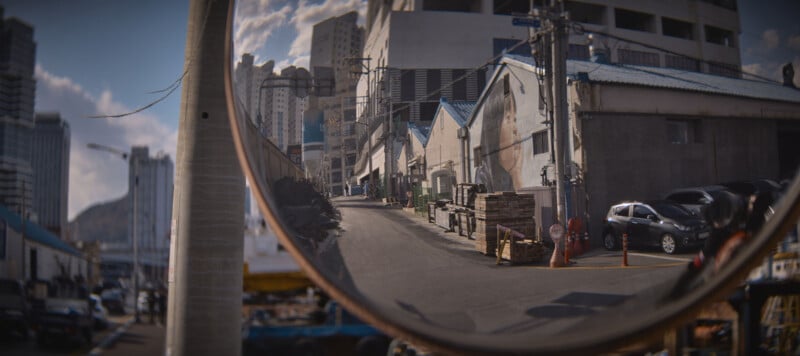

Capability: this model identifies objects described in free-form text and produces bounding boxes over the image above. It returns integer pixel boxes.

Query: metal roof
[0,204,82,257]
[408,121,431,147]
[502,54,800,104]
[439,98,476,127]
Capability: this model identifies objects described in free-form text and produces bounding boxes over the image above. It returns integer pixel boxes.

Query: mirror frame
[222,1,800,354]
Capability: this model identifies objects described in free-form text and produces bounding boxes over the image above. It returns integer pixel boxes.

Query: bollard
[622,232,629,267]
[583,232,590,252]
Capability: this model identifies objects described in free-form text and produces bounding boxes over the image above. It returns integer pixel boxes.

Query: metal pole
[552,8,569,226]
[133,158,140,323]
[367,65,374,198]
[167,0,244,355]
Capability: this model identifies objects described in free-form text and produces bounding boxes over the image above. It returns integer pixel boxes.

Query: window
[665,55,699,72]
[332,157,342,169]
[708,61,740,78]
[420,102,439,121]
[452,69,467,100]
[633,205,655,219]
[493,0,528,15]
[503,74,510,95]
[614,205,630,217]
[427,69,441,97]
[346,153,357,166]
[662,17,694,40]
[565,1,606,25]
[667,119,702,144]
[618,49,659,67]
[568,44,590,60]
[699,0,737,11]
[705,25,735,47]
[474,146,482,167]
[615,8,655,33]
[400,70,415,101]
[424,0,481,13]
[532,130,548,155]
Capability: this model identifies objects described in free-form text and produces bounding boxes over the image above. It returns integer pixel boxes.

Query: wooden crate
[498,239,546,264]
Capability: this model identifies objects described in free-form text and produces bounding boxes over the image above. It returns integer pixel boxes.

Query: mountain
[69,195,128,243]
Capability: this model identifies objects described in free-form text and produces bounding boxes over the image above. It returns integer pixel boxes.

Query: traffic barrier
[622,232,629,267]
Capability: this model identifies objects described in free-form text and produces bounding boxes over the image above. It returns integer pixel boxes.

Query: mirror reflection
[231,0,800,353]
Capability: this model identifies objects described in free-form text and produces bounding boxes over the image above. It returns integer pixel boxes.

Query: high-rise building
[32,113,70,239]
[0,7,36,215]
[308,12,364,196]
[235,56,307,154]
[128,146,173,274]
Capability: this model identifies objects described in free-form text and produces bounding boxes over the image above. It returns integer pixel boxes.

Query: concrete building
[464,54,800,243]
[235,56,308,153]
[32,113,70,239]
[0,8,36,216]
[397,121,430,186]
[0,204,86,282]
[123,146,173,280]
[421,98,474,199]
[357,0,744,197]
[308,12,364,196]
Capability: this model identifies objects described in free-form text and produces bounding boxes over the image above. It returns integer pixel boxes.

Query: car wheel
[661,234,677,254]
[603,232,618,250]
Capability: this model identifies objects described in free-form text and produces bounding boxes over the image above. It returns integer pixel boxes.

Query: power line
[570,23,784,85]
[88,0,214,119]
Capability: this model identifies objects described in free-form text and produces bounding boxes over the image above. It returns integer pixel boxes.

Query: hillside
[69,195,128,243]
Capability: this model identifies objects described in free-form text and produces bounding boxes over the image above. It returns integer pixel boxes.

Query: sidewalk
[89,317,165,356]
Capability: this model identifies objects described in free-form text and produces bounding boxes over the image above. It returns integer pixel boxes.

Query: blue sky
[0,0,797,220]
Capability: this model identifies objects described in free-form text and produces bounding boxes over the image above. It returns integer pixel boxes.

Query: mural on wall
[475,80,524,192]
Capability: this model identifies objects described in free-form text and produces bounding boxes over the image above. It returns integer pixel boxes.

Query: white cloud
[788,34,800,51]
[35,65,178,220]
[287,0,366,61]
[762,29,780,50]
[233,0,293,63]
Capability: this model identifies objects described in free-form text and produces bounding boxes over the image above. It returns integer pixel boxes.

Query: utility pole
[524,1,570,226]
[167,0,245,355]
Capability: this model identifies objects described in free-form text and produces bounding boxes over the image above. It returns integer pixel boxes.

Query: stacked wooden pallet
[499,239,546,264]
[473,192,536,255]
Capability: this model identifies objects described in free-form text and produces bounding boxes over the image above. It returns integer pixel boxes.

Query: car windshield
[650,202,695,220]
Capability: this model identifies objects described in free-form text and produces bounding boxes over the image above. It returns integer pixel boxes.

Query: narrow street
[313,196,692,338]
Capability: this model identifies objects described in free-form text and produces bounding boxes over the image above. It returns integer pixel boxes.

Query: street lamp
[87,143,142,324]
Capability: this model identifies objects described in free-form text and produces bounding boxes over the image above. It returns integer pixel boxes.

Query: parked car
[720,179,781,198]
[100,289,126,315]
[603,201,711,254]
[89,294,109,330]
[663,185,728,216]
[0,278,30,341]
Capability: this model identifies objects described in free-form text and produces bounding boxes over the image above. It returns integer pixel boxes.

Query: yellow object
[243,263,313,293]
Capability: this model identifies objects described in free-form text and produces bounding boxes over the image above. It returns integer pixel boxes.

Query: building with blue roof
[463,54,800,245]
[422,98,476,199]
[0,203,87,282]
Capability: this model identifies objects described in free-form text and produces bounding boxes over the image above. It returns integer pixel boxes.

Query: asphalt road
[309,196,695,342]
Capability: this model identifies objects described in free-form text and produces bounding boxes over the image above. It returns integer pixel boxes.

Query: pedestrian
[158,288,167,325]
[147,289,156,324]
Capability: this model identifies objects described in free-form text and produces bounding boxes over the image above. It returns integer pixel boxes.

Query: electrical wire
[88,0,214,119]
[570,22,785,85]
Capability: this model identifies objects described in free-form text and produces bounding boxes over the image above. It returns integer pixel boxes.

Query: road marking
[517,262,685,270]
[628,252,691,262]
[88,316,135,356]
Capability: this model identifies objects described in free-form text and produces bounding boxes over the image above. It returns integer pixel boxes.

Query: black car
[603,200,711,254]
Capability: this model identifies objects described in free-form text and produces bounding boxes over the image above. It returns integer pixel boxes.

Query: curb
[87,316,135,356]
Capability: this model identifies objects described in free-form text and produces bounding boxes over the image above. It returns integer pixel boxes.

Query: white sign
[549,223,565,241]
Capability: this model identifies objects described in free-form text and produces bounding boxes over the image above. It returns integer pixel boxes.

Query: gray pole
[167,0,245,355]
[133,158,140,323]
[552,7,569,226]
[367,66,374,198]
